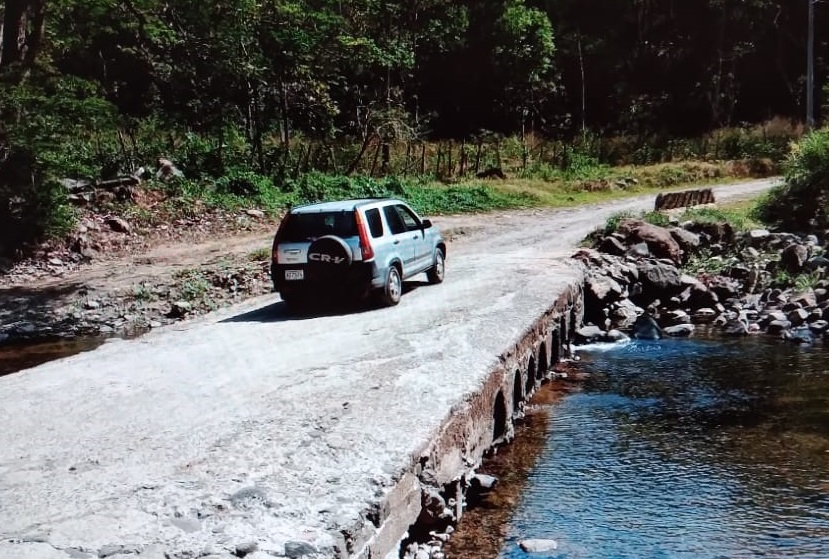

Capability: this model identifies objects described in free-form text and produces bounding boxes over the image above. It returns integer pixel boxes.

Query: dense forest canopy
[1,0,826,143]
[1,0,827,253]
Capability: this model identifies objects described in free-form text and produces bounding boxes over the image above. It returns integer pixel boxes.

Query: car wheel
[427,249,445,284]
[380,266,402,306]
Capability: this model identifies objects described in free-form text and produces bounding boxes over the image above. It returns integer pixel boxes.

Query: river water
[498,335,829,559]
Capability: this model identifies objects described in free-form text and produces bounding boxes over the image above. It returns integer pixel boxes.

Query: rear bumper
[272,262,379,296]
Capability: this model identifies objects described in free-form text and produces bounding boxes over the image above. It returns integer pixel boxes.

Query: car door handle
[394,240,400,245]
[412,235,418,240]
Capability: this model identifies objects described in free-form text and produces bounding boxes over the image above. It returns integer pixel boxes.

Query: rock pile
[0,262,272,345]
[574,217,829,345]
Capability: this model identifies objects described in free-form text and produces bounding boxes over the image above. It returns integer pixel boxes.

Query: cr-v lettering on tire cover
[306,235,353,281]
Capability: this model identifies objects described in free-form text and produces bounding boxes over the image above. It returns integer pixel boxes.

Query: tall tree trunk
[2,0,47,77]
[21,0,45,69]
[1,0,26,70]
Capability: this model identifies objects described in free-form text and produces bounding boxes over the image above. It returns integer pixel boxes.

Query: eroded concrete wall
[356,283,584,559]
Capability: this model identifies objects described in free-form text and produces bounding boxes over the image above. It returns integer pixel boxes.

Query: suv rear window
[279,211,357,242]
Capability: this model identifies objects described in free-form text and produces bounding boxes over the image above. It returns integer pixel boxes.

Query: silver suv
[270,198,446,307]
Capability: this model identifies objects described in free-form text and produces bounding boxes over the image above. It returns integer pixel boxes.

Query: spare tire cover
[306,235,353,281]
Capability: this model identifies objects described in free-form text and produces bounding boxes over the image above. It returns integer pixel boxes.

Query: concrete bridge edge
[353,277,585,559]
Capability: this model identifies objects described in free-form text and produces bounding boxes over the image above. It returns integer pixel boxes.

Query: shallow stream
[498,335,829,558]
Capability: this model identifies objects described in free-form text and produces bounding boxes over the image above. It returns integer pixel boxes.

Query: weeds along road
[0,179,777,559]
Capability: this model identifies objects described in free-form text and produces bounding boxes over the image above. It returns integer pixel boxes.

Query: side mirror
[421,219,433,229]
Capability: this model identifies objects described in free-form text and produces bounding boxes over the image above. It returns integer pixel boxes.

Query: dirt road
[0,179,777,559]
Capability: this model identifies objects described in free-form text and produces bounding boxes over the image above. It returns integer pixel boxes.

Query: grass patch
[172,269,212,301]
[248,247,271,262]
[680,200,761,231]
[104,159,771,238]
[479,161,747,210]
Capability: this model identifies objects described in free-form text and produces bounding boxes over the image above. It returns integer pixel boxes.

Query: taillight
[354,210,375,261]
[272,214,290,264]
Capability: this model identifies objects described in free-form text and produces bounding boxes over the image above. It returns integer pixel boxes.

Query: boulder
[788,308,810,327]
[604,262,630,286]
[809,320,829,334]
[680,274,705,289]
[783,326,814,345]
[586,275,624,305]
[519,540,559,554]
[575,325,604,345]
[620,263,639,282]
[572,248,603,266]
[709,279,740,302]
[470,474,499,491]
[748,229,771,245]
[781,299,803,311]
[688,221,735,245]
[780,243,809,274]
[662,309,691,326]
[610,300,640,329]
[722,318,749,336]
[618,219,683,263]
[692,308,718,323]
[669,227,701,255]
[805,256,829,272]
[632,315,662,340]
[599,236,627,256]
[664,324,695,337]
[603,329,631,343]
[284,542,318,559]
[637,261,683,292]
[168,301,192,318]
[764,288,787,305]
[767,320,792,335]
[741,246,761,259]
[768,232,801,249]
[791,288,818,308]
[626,242,651,259]
[740,309,759,322]
[105,216,131,234]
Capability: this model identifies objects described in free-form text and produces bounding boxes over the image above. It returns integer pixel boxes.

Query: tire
[379,266,402,306]
[427,249,445,284]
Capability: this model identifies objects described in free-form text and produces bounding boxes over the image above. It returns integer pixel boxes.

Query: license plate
[285,270,304,281]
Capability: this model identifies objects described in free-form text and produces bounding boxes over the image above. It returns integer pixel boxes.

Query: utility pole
[807,0,816,129]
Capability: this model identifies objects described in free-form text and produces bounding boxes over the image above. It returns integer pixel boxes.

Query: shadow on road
[221,281,428,324]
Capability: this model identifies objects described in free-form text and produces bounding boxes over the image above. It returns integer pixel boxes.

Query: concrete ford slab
[0,180,777,559]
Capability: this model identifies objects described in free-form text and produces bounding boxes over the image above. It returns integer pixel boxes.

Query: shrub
[216,168,274,197]
[0,175,75,256]
[753,129,829,232]
[403,183,537,214]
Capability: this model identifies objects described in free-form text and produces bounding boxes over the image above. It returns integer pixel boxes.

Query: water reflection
[500,336,829,559]
[0,338,104,376]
